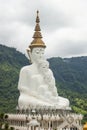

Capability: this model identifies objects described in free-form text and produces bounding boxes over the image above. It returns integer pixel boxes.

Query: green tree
[0,113,8,130]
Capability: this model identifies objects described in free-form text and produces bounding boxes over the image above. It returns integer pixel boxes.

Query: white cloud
[0,0,87,58]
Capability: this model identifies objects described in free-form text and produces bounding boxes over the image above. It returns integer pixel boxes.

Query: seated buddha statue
[18,11,70,110]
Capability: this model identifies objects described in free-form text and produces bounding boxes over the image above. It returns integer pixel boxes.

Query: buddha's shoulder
[20,64,36,73]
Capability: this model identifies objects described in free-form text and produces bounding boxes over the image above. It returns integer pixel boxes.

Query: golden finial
[37,10,39,16]
[36,10,40,23]
[35,10,41,32]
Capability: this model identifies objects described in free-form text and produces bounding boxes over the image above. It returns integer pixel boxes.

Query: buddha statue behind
[18,11,70,110]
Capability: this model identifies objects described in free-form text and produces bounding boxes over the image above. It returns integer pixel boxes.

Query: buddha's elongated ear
[26,48,32,64]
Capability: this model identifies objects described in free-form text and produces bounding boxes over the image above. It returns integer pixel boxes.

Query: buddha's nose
[40,54,43,58]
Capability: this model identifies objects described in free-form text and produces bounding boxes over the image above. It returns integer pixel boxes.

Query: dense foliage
[0,113,14,130]
[0,44,87,122]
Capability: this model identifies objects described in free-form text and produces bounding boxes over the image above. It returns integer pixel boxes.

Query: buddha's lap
[18,93,69,107]
[18,95,52,106]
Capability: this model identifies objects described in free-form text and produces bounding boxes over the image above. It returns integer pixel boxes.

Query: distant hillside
[0,44,87,121]
[49,57,87,93]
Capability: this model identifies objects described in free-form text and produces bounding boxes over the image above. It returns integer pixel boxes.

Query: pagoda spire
[36,10,40,24]
[33,10,42,38]
[29,10,46,50]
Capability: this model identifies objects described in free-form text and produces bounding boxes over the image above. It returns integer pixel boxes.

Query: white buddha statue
[18,11,70,110]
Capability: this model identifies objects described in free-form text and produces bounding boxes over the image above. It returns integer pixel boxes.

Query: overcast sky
[0,0,87,58]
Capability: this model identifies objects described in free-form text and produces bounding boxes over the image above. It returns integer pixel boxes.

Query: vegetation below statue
[0,44,87,122]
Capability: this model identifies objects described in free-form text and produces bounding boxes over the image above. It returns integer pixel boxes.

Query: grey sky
[0,0,87,58]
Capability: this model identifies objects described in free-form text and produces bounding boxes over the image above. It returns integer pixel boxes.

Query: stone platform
[7,107,83,130]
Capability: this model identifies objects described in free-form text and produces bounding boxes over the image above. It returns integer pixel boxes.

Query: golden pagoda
[29,10,46,50]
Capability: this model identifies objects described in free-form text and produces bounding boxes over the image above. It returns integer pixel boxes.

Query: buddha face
[31,47,45,62]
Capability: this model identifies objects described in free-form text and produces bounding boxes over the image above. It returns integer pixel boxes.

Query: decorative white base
[7,109,83,130]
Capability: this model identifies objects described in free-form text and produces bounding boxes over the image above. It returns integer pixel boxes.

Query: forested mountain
[0,44,87,121]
